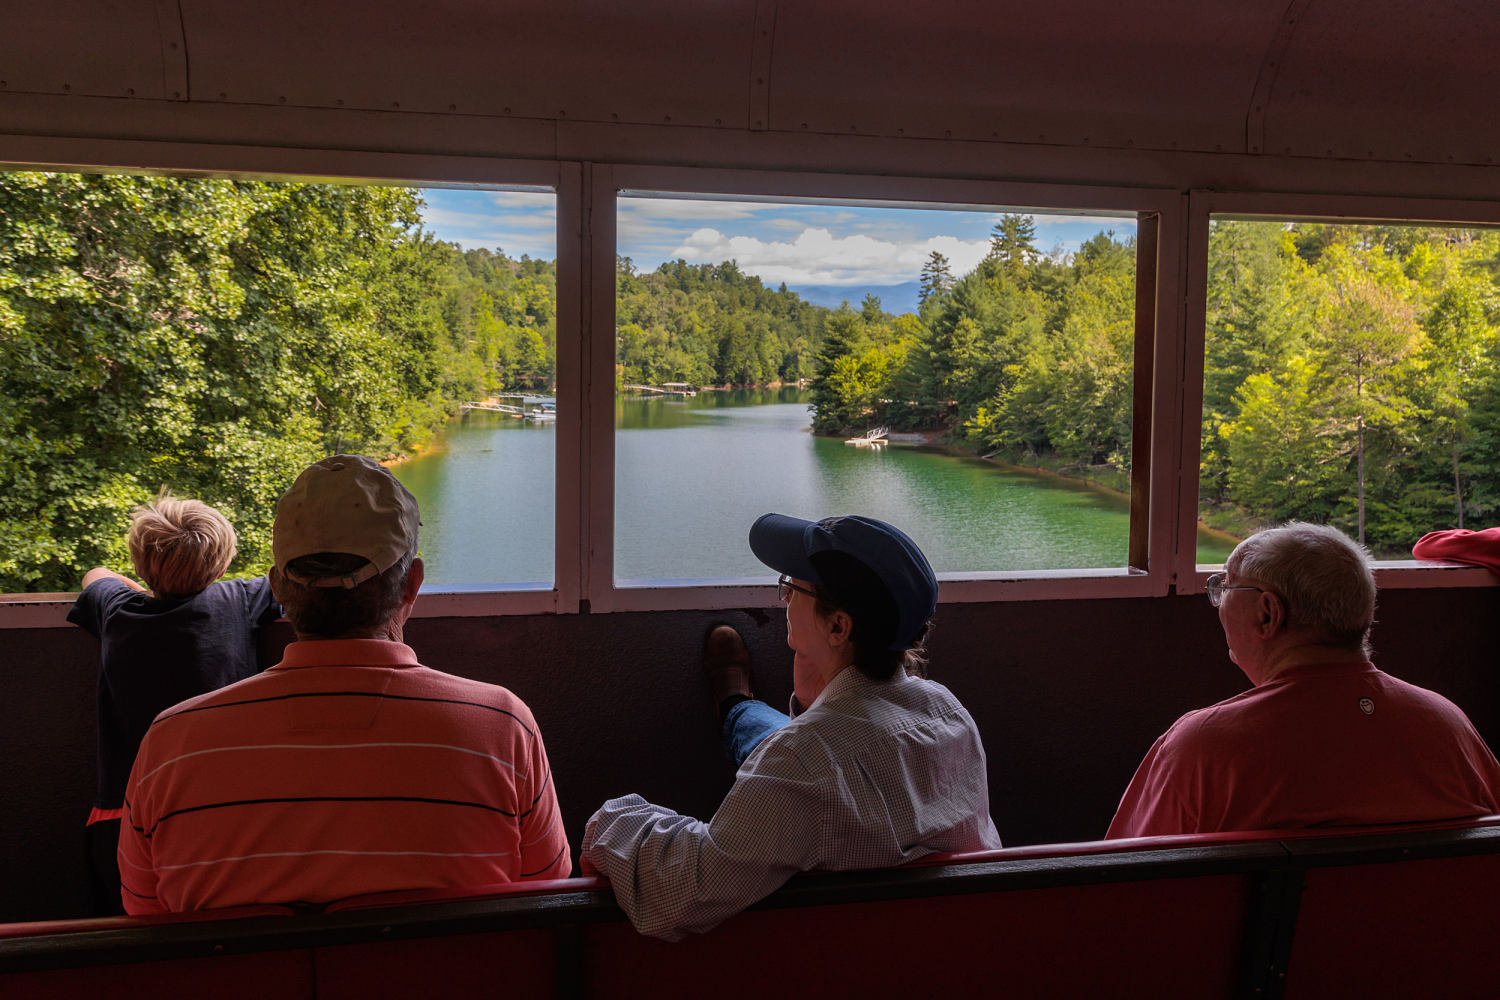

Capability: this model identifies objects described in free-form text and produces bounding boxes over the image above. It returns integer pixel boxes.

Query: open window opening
[1196,216,1500,567]
[0,172,558,597]
[610,191,1165,588]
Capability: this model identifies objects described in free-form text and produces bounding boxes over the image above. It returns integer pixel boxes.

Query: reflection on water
[394,388,1233,587]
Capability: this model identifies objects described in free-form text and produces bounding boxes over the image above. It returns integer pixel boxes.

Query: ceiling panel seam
[1246,0,1313,156]
[153,0,189,101]
[749,0,776,131]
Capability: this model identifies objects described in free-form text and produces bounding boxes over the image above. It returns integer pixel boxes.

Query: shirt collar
[271,638,422,671]
[805,663,904,711]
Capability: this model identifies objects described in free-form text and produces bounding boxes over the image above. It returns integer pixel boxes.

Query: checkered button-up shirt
[582,668,1002,940]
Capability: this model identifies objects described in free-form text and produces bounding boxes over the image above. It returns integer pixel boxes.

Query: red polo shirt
[119,639,569,913]
[1108,660,1500,838]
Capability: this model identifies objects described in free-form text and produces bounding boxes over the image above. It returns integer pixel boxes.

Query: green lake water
[392,387,1235,586]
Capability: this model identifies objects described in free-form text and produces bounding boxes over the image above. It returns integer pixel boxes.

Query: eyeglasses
[1204,573,1265,608]
[778,575,818,603]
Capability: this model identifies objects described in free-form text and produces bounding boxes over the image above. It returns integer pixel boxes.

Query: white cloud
[486,191,556,210]
[671,227,990,286]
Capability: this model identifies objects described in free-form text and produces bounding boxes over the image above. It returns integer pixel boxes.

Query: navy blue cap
[748,513,938,650]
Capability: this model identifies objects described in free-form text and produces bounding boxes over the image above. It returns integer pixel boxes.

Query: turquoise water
[393,388,1233,586]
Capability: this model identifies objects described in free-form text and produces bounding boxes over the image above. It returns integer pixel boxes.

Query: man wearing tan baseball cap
[118,455,570,914]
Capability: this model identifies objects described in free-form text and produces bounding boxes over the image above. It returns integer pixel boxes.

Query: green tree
[918,251,954,308]
[988,214,1038,283]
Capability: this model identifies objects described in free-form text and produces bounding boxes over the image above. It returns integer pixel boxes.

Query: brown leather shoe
[703,625,754,704]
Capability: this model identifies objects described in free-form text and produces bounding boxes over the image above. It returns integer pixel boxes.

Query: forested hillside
[810,219,1138,490]
[808,215,1500,556]
[615,256,825,386]
[1202,220,1500,554]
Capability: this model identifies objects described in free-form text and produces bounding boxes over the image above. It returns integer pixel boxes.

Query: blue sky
[418,186,1135,293]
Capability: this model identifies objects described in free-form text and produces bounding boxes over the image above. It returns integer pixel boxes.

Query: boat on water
[526,403,558,422]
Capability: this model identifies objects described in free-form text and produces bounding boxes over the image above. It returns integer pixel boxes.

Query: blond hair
[127,494,238,597]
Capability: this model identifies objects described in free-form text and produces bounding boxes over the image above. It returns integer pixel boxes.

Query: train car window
[612,192,1156,587]
[0,172,559,596]
[1197,216,1500,565]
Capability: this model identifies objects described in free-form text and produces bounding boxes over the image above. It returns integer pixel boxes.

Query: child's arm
[81,568,148,593]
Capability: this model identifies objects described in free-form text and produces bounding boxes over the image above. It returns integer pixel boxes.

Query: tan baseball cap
[273,455,420,588]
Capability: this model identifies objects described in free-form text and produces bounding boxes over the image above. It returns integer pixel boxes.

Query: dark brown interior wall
[4,585,1497,923]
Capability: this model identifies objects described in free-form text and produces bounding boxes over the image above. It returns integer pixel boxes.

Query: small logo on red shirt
[1359,697,1375,716]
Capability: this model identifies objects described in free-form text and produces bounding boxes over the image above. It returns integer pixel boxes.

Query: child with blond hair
[68,494,280,914]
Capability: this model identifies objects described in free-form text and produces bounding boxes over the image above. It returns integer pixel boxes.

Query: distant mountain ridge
[785,280,921,316]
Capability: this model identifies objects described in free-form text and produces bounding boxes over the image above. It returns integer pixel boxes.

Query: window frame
[0,146,581,625]
[1179,188,1500,597]
[588,164,1182,612]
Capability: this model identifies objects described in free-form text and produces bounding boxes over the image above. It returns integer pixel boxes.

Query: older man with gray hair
[1108,522,1500,838]
[118,455,569,913]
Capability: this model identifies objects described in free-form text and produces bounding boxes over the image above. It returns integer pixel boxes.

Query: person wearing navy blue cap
[582,513,1001,942]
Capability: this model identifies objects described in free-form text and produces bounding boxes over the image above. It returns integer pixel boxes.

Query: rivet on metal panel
[62,83,71,91]
[128,88,136,96]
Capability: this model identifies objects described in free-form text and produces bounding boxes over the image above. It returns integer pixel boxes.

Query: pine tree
[919,252,954,305]
[988,214,1038,282]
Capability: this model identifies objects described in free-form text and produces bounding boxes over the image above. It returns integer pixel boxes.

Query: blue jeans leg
[722,698,791,768]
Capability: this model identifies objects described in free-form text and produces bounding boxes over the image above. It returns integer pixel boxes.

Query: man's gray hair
[1228,522,1376,653]
[277,549,416,638]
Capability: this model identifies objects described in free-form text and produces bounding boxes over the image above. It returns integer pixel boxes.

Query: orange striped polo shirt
[118,639,569,914]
